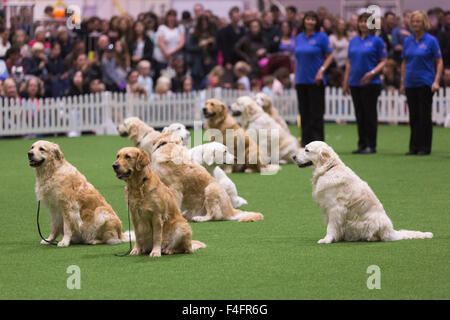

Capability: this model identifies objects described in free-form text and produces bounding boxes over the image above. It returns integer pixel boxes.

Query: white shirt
[153,25,185,64]
[329,34,349,68]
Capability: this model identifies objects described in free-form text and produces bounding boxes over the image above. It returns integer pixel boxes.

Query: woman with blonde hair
[400,10,443,156]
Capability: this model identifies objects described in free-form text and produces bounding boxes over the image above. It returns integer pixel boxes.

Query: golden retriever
[150,132,263,222]
[28,140,133,247]
[254,92,290,132]
[293,141,433,243]
[230,96,299,164]
[203,98,279,174]
[113,147,205,256]
[118,117,161,158]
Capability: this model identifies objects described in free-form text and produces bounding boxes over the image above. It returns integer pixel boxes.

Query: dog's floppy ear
[129,125,138,139]
[318,149,332,167]
[52,143,64,161]
[136,150,150,171]
[203,147,215,166]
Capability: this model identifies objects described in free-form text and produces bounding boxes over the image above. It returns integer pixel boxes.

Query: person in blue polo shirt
[342,12,387,154]
[294,11,333,147]
[400,10,443,156]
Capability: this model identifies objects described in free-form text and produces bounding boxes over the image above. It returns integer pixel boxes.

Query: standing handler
[343,12,387,154]
[400,10,443,156]
[294,11,333,147]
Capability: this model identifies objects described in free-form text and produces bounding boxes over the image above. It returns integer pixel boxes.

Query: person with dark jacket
[128,20,154,68]
[218,6,246,71]
[185,15,217,90]
[234,19,269,78]
[46,42,69,97]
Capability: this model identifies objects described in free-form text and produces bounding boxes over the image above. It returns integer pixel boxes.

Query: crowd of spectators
[0,3,450,102]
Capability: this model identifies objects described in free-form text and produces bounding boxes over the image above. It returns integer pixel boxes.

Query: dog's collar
[326,164,336,172]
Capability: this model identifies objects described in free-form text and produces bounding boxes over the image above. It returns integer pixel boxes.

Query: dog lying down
[118,117,161,159]
[162,123,190,147]
[188,142,248,208]
[150,132,263,222]
[28,140,134,247]
[293,141,433,243]
[113,147,205,256]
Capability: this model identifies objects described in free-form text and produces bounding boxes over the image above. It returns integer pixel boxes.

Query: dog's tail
[231,196,248,208]
[120,230,136,242]
[390,229,433,241]
[191,240,206,251]
[230,209,264,222]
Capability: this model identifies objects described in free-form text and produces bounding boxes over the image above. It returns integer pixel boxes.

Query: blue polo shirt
[347,34,387,87]
[402,32,442,88]
[294,31,332,84]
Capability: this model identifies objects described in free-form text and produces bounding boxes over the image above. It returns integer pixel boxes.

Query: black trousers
[350,85,381,150]
[405,86,433,154]
[296,84,325,147]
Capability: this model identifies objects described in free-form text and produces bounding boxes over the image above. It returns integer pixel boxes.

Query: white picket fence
[1,87,449,136]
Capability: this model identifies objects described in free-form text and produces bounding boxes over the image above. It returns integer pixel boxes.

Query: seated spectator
[0,27,11,59]
[182,75,193,92]
[233,61,251,90]
[5,47,24,84]
[101,41,130,92]
[23,42,47,77]
[64,40,86,70]
[46,42,69,98]
[206,65,224,89]
[19,76,45,100]
[278,21,296,65]
[137,60,153,96]
[68,70,88,96]
[155,76,172,95]
[262,75,275,97]
[56,26,73,60]
[2,78,20,100]
[12,29,29,58]
[29,26,51,52]
[96,34,110,62]
[250,78,261,92]
[88,78,105,94]
[126,69,139,94]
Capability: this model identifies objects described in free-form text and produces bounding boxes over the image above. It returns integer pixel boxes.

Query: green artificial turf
[0,123,449,300]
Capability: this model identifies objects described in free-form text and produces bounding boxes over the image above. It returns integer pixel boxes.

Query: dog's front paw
[57,240,70,247]
[130,248,141,255]
[149,250,161,258]
[317,236,333,244]
[40,238,53,245]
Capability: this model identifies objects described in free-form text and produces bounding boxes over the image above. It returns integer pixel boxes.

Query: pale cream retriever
[118,117,161,158]
[28,140,133,247]
[162,123,191,147]
[231,96,298,164]
[150,132,263,222]
[113,147,205,256]
[293,141,433,243]
[254,92,289,132]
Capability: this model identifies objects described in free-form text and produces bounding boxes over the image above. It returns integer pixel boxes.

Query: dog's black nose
[27,152,33,160]
[112,163,120,172]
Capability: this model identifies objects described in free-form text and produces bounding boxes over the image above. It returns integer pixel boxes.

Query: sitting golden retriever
[118,117,161,158]
[293,141,433,243]
[113,147,206,256]
[28,140,133,247]
[203,98,279,174]
[150,132,264,222]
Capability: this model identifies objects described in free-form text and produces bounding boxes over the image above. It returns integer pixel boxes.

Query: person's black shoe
[352,148,363,154]
[360,147,376,154]
[417,151,430,156]
[405,151,417,155]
